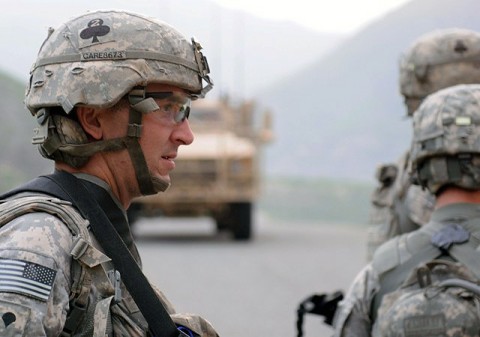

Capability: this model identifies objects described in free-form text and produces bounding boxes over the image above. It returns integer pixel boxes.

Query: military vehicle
[128,96,273,240]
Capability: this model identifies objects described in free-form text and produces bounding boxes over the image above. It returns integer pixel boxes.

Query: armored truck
[128,96,273,240]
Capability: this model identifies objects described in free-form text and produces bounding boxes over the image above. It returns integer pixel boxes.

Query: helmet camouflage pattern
[399,28,480,116]
[26,9,212,114]
[410,84,480,194]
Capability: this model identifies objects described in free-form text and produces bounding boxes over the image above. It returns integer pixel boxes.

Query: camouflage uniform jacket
[333,202,480,337]
[0,173,218,337]
[366,150,435,260]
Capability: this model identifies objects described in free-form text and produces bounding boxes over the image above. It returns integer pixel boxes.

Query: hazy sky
[2,0,412,82]
[212,0,411,34]
[3,1,415,43]
[8,0,412,35]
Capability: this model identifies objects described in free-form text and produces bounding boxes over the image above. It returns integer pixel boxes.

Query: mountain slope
[260,0,480,181]
[0,1,343,187]
[0,0,344,98]
[0,72,52,190]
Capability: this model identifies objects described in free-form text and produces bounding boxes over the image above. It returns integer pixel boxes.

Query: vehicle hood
[178,131,255,159]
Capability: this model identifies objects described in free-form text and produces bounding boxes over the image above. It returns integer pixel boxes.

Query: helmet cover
[399,28,480,116]
[25,9,213,115]
[411,84,480,193]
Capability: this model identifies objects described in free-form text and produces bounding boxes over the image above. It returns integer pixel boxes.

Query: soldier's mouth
[160,156,176,171]
[161,153,177,161]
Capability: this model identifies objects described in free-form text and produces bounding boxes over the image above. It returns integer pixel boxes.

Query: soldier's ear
[76,107,103,140]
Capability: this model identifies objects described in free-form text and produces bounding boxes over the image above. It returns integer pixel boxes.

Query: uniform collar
[430,202,480,224]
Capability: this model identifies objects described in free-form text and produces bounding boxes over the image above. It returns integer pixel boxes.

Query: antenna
[234,10,246,100]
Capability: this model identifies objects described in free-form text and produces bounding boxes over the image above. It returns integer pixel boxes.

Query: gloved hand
[171,313,219,337]
[296,290,344,337]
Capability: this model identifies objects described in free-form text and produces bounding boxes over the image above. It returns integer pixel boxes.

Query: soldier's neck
[435,186,480,209]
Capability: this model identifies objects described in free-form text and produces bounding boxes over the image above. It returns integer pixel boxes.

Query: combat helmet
[410,84,480,194]
[399,28,480,116]
[25,10,213,195]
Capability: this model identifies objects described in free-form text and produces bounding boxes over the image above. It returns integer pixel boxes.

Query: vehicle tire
[215,217,229,232]
[229,202,252,241]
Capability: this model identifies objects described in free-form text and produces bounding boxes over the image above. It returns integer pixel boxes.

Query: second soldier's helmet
[399,28,480,116]
[410,84,480,194]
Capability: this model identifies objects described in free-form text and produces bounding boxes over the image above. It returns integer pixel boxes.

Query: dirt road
[134,212,368,337]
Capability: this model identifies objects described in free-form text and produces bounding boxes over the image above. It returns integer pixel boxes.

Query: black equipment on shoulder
[296,290,344,337]
[3,171,189,337]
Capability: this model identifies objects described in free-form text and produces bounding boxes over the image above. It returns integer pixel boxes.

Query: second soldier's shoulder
[371,227,432,277]
[371,236,402,276]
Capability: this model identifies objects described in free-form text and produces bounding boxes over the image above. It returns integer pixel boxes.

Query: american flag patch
[0,258,56,301]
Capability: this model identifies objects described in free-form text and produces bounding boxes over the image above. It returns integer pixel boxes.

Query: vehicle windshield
[188,106,227,131]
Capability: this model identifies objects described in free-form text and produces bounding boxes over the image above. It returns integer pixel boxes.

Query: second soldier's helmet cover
[410,84,480,194]
[399,28,480,116]
[25,9,213,115]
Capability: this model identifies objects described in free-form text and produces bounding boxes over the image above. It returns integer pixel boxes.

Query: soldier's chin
[152,176,171,193]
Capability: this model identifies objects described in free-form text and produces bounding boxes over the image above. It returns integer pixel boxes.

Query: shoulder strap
[0,194,106,336]
[448,231,480,280]
[10,171,185,337]
[371,244,441,321]
[371,220,480,321]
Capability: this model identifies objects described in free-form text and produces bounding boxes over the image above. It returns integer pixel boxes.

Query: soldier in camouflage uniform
[333,83,480,336]
[367,28,480,260]
[0,10,217,337]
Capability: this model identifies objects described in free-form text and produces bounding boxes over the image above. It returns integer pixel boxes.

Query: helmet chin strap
[127,88,171,195]
[36,87,171,195]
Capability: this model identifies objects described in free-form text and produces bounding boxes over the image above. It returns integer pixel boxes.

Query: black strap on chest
[4,171,185,337]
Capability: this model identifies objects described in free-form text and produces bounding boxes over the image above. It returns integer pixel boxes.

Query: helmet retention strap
[126,88,168,195]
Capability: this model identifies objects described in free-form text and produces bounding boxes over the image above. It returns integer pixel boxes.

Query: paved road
[133,212,368,337]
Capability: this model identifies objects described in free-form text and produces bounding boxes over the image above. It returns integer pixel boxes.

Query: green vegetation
[0,164,27,192]
[0,71,52,193]
[258,176,374,227]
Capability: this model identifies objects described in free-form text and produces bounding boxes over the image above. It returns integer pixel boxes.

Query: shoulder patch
[0,258,56,301]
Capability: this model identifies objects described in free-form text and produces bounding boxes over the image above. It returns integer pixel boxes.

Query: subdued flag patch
[0,258,56,301]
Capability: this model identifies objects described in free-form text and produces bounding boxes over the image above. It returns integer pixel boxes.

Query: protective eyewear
[145,92,191,124]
